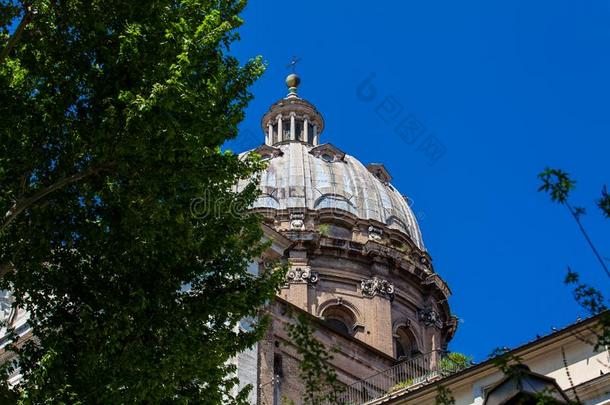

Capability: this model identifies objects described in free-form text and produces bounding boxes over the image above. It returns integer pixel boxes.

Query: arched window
[321,305,356,337]
[282,119,291,138]
[326,318,350,335]
[272,123,278,143]
[295,120,303,141]
[395,326,417,360]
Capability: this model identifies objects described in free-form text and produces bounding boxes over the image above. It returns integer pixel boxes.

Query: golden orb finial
[286,73,300,95]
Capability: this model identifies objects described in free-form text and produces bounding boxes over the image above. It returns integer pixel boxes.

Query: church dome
[238,74,426,251]
[245,142,425,250]
[234,73,456,368]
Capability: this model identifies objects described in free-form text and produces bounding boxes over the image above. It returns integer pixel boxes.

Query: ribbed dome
[239,142,425,250]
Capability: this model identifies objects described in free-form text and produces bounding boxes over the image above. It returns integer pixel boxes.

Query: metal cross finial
[286,56,301,73]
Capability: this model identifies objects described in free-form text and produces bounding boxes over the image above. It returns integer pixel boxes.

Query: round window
[321,153,334,163]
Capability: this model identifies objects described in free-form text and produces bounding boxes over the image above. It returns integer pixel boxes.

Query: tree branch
[566,201,610,279]
[0,262,14,277]
[0,3,32,65]
[1,164,113,233]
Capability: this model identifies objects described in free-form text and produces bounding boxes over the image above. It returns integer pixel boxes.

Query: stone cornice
[422,274,451,299]
[251,207,427,260]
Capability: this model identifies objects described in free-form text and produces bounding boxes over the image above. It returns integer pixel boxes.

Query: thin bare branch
[566,202,610,279]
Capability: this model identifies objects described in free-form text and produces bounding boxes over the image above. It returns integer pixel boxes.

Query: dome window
[366,163,392,184]
[394,326,418,360]
[325,318,349,335]
[315,194,355,214]
[254,194,279,209]
[309,143,346,163]
[252,144,283,161]
[321,304,356,336]
[395,338,407,358]
[321,153,334,163]
[386,216,408,234]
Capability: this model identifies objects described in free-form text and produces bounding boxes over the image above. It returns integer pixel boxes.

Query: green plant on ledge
[317,223,331,236]
[389,378,414,393]
[439,352,473,375]
[396,244,408,253]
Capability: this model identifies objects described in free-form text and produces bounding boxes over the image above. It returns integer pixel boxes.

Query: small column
[290,113,296,141]
[313,125,319,146]
[303,117,309,144]
[267,123,273,145]
[277,115,283,143]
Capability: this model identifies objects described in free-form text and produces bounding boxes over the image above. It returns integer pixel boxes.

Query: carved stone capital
[290,213,305,230]
[361,277,394,301]
[367,225,383,240]
[418,307,443,329]
[285,267,319,285]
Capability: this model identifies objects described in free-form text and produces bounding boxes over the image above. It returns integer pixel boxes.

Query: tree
[538,168,609,349]
[0,0,282,402]
[436,169,610,405]
[538,169,610,279]
[285,313,344,405]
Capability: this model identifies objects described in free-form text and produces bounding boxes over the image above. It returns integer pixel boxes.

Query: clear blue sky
[225,0,610,361]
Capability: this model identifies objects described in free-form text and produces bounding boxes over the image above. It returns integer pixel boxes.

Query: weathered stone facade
[237,75,457,404]
[258,299,397,405]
